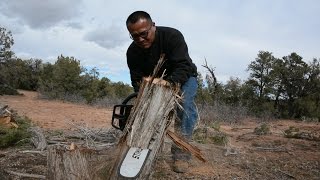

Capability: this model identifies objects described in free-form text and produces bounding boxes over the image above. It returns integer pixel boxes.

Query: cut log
[108,76,178,179]
[47,145,92,180]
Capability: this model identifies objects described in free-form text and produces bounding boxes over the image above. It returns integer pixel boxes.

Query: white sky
[0,0,319,85]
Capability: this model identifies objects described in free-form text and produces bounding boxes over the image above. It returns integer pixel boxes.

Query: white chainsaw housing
[119,147,150,178]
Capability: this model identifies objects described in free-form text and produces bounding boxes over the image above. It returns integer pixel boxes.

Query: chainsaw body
[111,92,138,130]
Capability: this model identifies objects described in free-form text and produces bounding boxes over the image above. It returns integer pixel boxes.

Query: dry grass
[197,102,248,126]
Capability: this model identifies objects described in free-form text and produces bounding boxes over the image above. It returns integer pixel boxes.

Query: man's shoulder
[127,42,141,54]
[157,26,181,34]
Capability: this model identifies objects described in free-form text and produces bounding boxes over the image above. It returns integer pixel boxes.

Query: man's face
[127,18,155,49]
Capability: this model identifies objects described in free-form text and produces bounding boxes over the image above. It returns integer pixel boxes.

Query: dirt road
[0,90,112,129]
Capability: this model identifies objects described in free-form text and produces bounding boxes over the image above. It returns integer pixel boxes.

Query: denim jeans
[172,76,198,160]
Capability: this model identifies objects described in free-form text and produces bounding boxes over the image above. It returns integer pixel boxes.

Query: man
[126,11,198,173]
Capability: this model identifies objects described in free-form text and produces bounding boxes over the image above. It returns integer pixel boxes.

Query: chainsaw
[111,92,151,178]
[111,92,137,131]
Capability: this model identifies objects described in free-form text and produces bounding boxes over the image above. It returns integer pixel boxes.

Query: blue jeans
[172,76,198,160]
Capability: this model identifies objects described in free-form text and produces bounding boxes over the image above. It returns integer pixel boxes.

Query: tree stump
[47,145,92,180]
[108,77,178,179]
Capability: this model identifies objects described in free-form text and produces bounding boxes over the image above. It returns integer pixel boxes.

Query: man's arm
[127,50,144,92]
[130,68,143,92]
[165,30,197,85]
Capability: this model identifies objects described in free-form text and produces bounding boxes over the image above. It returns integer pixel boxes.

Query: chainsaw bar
[119,147,150,178]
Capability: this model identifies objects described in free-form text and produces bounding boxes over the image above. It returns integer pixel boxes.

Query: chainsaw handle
[122,92,138,105]
[111,92,138,131]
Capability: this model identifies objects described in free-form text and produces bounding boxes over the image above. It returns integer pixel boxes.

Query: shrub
[0,116,31,148]
[193,126,228,145]
[254,123,271,135]
[0,84,19,95]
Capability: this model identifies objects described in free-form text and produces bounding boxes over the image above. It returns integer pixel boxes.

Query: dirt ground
[0,90,112,130]
[0,90,319,179]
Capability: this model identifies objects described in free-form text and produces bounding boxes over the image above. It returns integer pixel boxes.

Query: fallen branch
[20,150,46,156]
[47,140,70,145]
[65,121,119,147]
[277,169,295,179]
[167,130,206,162]
[255,146,287,152]
[30,127,47,151]
[5,169,46,179]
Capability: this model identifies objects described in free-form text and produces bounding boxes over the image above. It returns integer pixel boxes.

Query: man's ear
[152,22,155,26]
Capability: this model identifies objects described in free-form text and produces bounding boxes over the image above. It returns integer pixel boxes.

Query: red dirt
[0,90,112,130]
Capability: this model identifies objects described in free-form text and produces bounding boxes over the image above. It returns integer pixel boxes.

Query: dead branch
[47,140,70,145]
[30,126,47,151]
[167,130,206,162]
[255,146,287,152]
[277,169,295,179]
[4,169,46,179]
[202,58,218,97]
[20,150,46,156]
[66,121,120,148]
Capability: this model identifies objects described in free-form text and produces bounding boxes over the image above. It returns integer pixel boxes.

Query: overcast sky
[0,0,319,85]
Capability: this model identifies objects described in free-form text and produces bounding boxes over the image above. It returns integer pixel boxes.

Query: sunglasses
[129,25,153,40]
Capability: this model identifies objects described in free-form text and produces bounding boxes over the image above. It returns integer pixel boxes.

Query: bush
[193,126,228,145]
[0,116,31,148]
[254,123,271,135]
[0,84,19,95]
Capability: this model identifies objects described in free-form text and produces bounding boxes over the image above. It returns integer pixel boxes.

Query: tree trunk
[108,77,178,179]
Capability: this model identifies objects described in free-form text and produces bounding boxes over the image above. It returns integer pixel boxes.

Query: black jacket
[126,26,197,92]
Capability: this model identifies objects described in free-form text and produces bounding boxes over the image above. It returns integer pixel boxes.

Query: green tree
[81,67,101,103]
[0,27,16,94]
[296,58,320,119]
[38,55,83,99]
[53,55,83,96]
[281,53,309,118]
[247,51,274,100]
[0,27,14,63]
[196,72,213,105]
[38,62,55,95]
[222,77,243,106]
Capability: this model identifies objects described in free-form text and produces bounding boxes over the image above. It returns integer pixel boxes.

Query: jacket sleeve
[127,51,143,92]
[165,30,195,85]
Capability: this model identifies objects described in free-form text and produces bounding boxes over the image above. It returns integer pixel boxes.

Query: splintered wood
[127,77,177,149]
[108,77,178,179]
[166,130,206,162]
